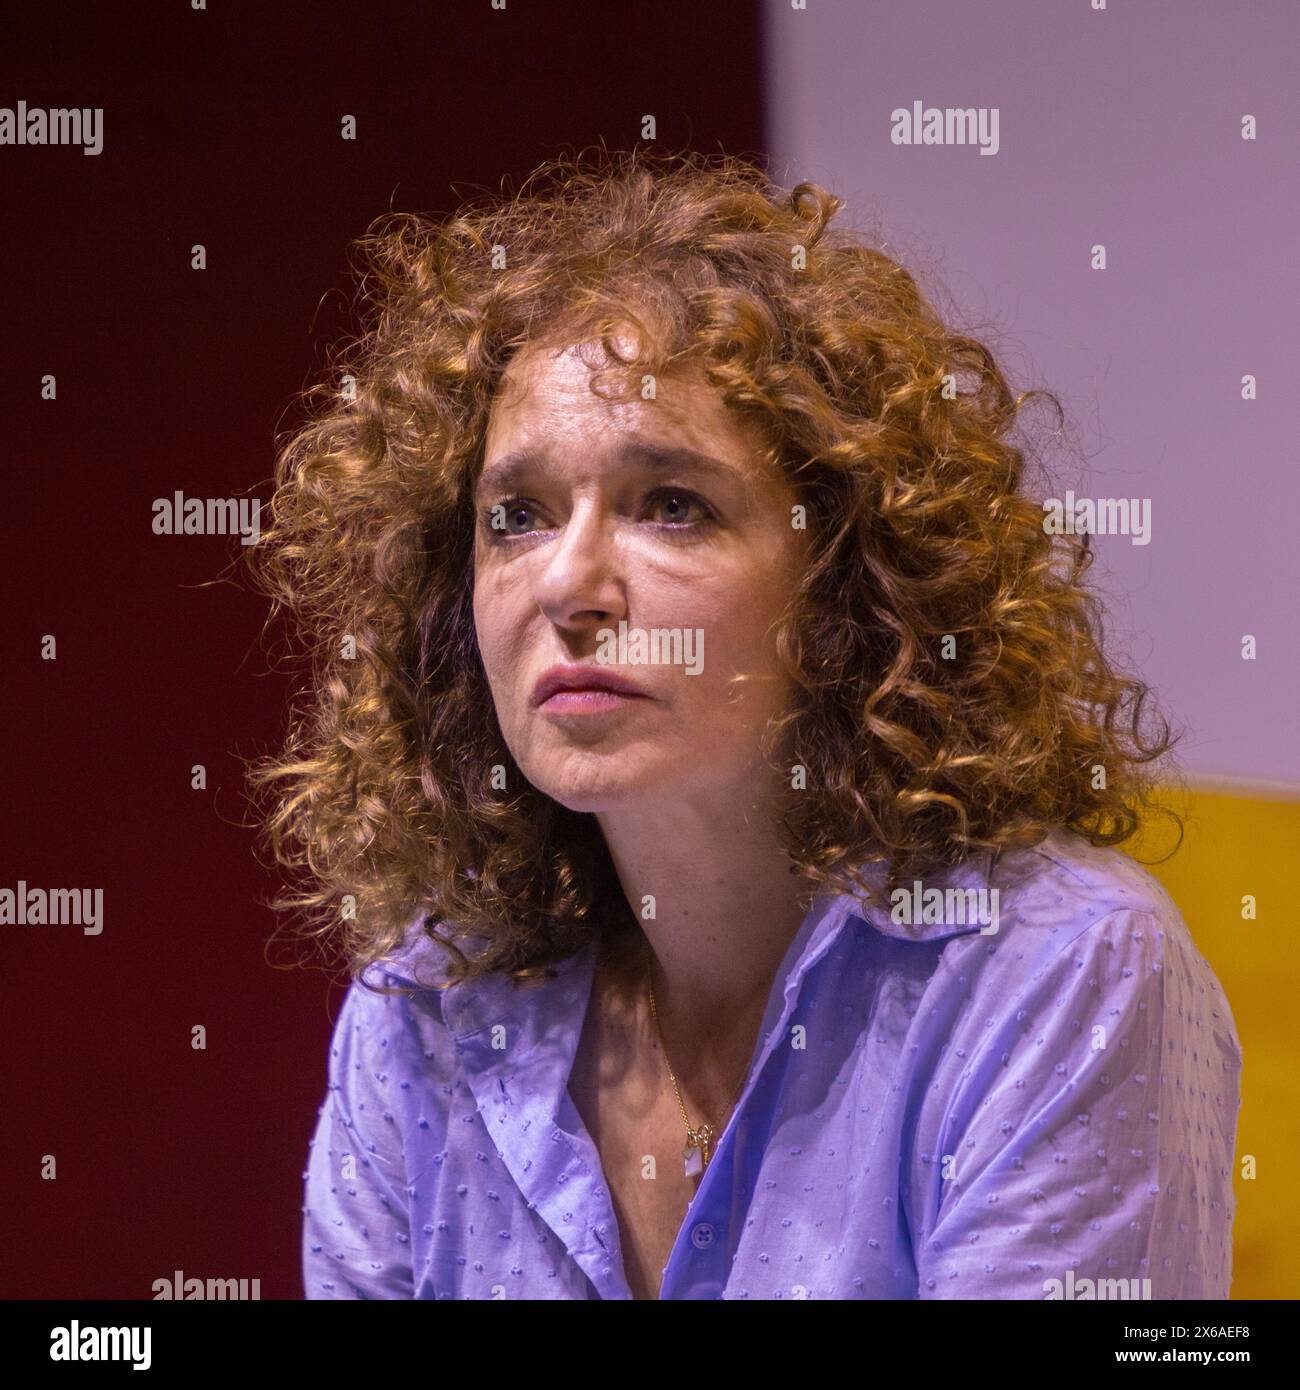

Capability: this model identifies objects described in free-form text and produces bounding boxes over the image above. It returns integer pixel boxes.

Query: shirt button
[689,1222,717,1250]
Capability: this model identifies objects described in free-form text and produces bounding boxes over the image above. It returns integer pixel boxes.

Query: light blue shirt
[302,829,1241,1299]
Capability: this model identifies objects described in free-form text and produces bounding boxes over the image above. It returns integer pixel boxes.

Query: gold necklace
[646,950,754,1180]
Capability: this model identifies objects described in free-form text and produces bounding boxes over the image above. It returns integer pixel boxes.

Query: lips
[530,664,651,707]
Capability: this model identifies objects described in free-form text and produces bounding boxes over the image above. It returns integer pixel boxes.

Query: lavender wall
[762,0,1299,790]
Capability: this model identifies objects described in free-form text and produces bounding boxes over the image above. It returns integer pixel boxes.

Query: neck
[593,769,818,1094]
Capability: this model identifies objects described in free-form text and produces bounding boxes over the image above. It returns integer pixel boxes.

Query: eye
[482,489,714,540]
[481,498,541,537]
[645,488,713,527]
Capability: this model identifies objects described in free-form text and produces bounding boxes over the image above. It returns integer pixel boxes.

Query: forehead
[483,336,768,467]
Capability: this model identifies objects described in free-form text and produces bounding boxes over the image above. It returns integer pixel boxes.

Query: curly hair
[243,143,1179,996]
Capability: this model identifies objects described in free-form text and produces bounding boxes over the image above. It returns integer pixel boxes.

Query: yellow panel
[1127,784,1300,1299]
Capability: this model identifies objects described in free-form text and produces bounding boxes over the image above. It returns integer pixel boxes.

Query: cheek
[471,577,508,685]
[700,568,789,657]
[722,564,799,699]
[470,585,490,664]
[473,573,530,697]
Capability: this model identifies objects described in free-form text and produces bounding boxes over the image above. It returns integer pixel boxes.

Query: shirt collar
[847,849,1002,942]
[368,850,994,997]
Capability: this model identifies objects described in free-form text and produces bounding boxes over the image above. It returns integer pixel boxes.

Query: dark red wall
[1,0,766,1298]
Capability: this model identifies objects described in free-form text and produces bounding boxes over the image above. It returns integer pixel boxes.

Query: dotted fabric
[301,829,1241,1300]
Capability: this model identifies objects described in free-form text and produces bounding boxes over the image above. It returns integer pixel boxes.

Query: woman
[247,147,1241,1300]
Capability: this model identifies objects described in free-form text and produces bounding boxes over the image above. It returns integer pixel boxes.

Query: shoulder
[972,826,1205,966]
[922,828,1240,1064]
[996,826,1183,929]
[321,916,474,1109]
[862,826,1200,969]
[865,826,1241,1065]
[356,912,486,1019]
[900,834,1242,1298]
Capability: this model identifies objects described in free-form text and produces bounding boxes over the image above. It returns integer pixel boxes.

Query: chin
[523,756,670,814]
[532,778,644,814]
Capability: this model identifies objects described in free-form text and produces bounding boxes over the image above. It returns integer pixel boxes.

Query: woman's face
[472,330,809,815]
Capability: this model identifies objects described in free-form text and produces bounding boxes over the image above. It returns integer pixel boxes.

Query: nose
[532,498,627,632]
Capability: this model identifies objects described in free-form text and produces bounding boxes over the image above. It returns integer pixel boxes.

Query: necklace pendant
[684,1123,714,1178]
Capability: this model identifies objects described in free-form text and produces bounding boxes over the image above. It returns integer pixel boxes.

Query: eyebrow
[475,440,738,497]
